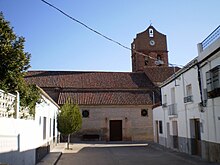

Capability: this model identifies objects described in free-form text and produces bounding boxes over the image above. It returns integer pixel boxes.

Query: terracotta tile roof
[58,91,158,105]
[25,70,160,105]
[144,67,180,85]
[25,71,155,89]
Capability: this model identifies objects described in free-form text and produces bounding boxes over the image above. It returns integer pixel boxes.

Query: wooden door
[190,119,201,155]
[194,119,201,156]
[155,121,159,143]
[172,121,179,149]
[110,120,122,141]
[167,122,170,147]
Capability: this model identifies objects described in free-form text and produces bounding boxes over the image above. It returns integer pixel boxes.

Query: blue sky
[0,0,219,72]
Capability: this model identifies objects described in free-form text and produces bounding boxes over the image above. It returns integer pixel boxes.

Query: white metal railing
[0,89,16,118]
[162,103,167,108]
[184,95,193,103]
[168,103,177,116]
[202,25,220,50]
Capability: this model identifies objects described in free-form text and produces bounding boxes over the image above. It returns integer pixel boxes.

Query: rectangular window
[162,94,167,107]
[43,117,46,140]
[213,68,220,88]
[186,84,192,96]
[206,65,220,98]
[159,121,163,134]
[184,84,193,103]
[53,119,55,137]
[171,87,175,104]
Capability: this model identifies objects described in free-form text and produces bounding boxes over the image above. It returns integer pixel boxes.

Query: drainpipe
[152,91,155,105]
[182,74,189,153]
[197,64,205,107]
[163,104,167,147]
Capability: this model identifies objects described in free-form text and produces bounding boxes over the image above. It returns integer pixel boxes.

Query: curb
[37,152,62,165]
[54,152,62,165]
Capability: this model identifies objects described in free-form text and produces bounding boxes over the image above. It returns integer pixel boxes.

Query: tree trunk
[67,134,70,149]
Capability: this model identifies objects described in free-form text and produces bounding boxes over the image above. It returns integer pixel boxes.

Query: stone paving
[55,142,220,165]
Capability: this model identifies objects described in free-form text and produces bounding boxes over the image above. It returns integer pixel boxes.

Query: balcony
[201,25,220,50]
[162,103,167,108]
[184,95,193,103]
[168,103,177,117]
[0,90,16,118]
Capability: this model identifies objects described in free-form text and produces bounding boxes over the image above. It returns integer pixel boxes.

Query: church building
[25,26,177,141]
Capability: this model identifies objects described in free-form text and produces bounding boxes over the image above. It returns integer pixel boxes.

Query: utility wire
[40,1,132,51]
[40,0,181,67]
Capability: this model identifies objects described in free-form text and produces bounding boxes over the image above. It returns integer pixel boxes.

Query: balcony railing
[201,25,220,50]
[0,89,16,118]
[162,103,167,108]
[168,103,177,116]
[184,95,193,103]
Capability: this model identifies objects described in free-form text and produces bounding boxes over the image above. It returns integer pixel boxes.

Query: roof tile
[25,71,160,105]
[25,71,155,89]
[144,67,180,85]
[58,91,155,105]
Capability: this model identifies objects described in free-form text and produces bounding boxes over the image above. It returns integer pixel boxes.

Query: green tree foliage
[57,100,82,149]
[0,12,41,114]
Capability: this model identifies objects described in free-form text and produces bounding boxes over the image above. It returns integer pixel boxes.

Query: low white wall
[201,97,220,143]
[0,118,37,164]
[0,94,59,165]
[153,106,166,145]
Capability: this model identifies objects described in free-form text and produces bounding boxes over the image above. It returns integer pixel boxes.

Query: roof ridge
[27,70,147,74]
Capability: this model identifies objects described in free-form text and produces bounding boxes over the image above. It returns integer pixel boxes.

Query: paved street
[57,142,220,165]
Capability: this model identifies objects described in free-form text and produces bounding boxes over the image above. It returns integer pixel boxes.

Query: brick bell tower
[131,26,169,72]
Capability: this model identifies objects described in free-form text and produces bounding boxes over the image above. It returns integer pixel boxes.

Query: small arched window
[157,55,162,60]
[149,28,154,37]
[144,56,148,65]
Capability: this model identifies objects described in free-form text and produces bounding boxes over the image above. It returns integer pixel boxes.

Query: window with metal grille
[206,65,220,98]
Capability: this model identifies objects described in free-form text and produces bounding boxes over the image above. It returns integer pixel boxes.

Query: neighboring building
[0,88,60,165]
[153,25,220,163]
[25,25,177,142]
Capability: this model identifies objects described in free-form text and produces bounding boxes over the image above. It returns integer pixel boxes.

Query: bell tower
[131,26,169,72]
